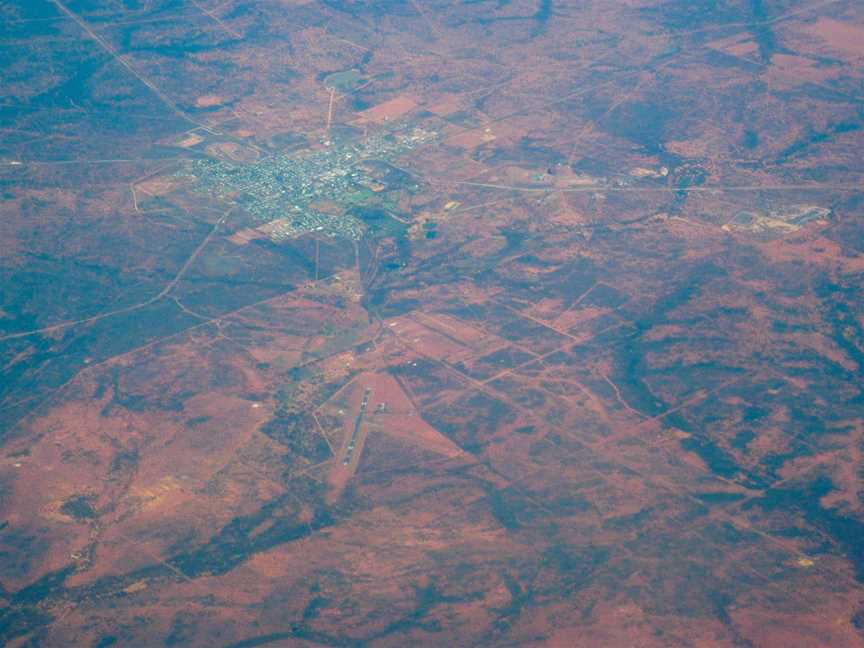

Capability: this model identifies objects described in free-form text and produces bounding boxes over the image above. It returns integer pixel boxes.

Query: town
[181,126,436,240]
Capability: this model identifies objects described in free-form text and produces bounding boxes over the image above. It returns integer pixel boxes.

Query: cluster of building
[182,127,436,241]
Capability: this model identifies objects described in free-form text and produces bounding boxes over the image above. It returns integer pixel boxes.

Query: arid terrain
[1,0,863,646]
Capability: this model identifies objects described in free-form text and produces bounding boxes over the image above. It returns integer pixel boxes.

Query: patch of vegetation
[60,495,97,520]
